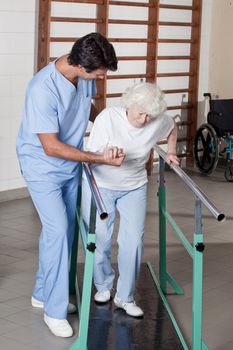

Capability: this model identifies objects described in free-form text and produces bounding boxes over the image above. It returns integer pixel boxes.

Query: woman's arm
[166,125,180,165]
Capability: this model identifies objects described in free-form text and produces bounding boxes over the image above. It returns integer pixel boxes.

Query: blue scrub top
[16,60,96,182]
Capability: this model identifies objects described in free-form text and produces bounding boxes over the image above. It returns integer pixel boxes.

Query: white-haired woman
[81,82,179,317]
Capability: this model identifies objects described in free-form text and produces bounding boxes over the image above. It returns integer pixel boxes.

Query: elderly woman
[81,82,179,318]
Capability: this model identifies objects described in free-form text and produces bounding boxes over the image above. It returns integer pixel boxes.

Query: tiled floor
[0,166,233,349]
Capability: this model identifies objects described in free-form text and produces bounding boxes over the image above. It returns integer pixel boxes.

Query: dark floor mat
[77,263,183,350]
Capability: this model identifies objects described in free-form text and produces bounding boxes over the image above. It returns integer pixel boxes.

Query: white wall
[197,0,213,126]
[197,0,233,126]
[0,0,37,192]
[209,0,233,98]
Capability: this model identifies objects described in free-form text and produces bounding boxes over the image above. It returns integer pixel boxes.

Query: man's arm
[38,133,124,166]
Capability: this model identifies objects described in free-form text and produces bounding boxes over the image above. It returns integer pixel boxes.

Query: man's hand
[103,146,125,166]
[166,153,180,166]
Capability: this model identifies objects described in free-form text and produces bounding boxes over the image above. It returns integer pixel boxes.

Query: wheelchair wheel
[224,166,233,182]
[194,123,219,174]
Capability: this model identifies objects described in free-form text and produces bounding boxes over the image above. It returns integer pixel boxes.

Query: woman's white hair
[121,82,167,118]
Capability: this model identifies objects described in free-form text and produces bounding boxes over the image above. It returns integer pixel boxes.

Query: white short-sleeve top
[86,106,174,190]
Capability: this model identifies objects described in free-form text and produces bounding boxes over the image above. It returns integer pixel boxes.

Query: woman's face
[126,105,152,128]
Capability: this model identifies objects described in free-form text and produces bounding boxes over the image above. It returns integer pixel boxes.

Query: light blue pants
[26,175,78,319]
[81,181,147,303]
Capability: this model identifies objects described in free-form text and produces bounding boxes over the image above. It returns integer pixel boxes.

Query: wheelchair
[193,93,233,182]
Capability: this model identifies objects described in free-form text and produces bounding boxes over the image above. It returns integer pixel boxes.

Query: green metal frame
[148,157,209,350]
[225,136,233,161]
[68,157,213,349]
[68,166,97,350]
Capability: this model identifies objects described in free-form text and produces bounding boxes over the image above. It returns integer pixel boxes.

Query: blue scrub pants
[26,174,78,319]
[81,181,147,303]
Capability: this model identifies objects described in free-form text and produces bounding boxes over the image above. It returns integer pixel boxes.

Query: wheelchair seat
[208,99,233,136]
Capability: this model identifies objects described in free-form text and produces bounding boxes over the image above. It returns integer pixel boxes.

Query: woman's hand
[166,152,180,166]
[103,146,125,166]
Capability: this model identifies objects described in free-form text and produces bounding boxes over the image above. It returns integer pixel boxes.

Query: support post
[69,197,97,350]
[192,197,205,350]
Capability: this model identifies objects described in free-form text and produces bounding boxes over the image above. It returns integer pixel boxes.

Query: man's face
[78,66,107,80]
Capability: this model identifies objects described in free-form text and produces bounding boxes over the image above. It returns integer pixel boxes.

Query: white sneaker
[114,295,143,318]
[31,296,76,314]
[94,290,111,303]
[44,314,73,337]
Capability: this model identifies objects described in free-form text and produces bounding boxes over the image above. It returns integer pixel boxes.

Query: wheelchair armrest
[204,93,211,98]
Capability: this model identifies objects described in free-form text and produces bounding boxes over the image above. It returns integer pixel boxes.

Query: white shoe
[114,295,143,318]
[31,297,76,314]
[94,290,111,303]
[44,314,73,337]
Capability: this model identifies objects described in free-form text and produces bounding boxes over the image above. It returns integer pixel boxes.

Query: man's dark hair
[68,32,117,72]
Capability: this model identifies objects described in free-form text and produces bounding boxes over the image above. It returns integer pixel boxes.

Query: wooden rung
[163,88,192,94]
[92,94,101,100]
[157,137,191,145]
[109,1,154,8]
[176,137,192,143]
[177,121,192,126]
[51,17,103,23]
[108,19,154,25]
[117,56,154,61]
[159,4,197,11]
[157,72,194,77]
[52,0,103,3]
[167,104,193,110]
[109,38,152,43]
[159,72,191,78]
[107,73,153,79]
[158,39,195,44]
[107,93,122,98]
[50,37,79,42]
[158,55,195,60]
[159,21,196,27]
[178,152,191,158]
[107,72,194,79]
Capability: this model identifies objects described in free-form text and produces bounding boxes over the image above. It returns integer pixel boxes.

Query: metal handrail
[154,145,225,222]
[83,163,108,220]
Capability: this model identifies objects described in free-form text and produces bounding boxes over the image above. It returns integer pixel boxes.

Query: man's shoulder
[29,63,55,89]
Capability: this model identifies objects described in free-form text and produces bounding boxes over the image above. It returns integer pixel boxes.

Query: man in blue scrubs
[16,33,124,338]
